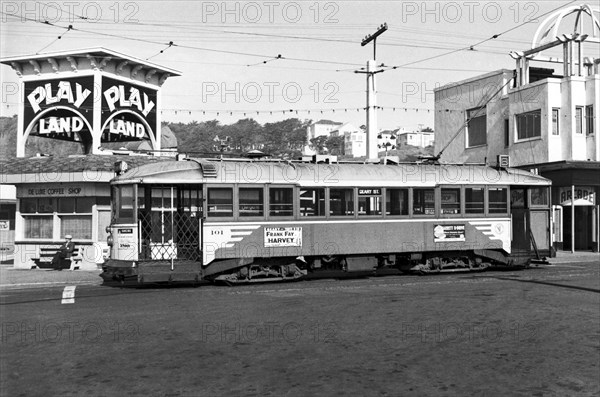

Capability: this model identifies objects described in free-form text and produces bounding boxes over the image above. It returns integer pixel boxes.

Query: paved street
[1,259,599,396]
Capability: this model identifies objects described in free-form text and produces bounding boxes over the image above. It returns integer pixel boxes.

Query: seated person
[51,235,75,270]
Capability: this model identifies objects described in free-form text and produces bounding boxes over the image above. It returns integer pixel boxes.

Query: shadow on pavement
[492,276,600,294]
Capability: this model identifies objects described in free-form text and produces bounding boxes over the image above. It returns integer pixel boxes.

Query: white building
[397,130,435,148]
[304,120,343,154]
[377,130,397,153]
[337,123,366,158]
[434,4,599,253]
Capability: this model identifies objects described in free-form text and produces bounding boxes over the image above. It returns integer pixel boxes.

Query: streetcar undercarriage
[100,248,539,286]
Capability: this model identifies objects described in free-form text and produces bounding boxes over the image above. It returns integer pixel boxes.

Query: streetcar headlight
[107,235,114,247]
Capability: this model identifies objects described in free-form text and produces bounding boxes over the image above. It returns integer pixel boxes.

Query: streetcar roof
[111,158,551,187]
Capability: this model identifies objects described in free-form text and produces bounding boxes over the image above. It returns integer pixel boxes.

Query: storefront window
[59,198,76,213]
[61,215,92,239]
[38,198,55,213]
[20,198,37,213]
[24,216,53,239]
[58,198,95,213]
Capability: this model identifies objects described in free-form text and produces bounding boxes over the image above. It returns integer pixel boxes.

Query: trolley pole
[358,23,387,160]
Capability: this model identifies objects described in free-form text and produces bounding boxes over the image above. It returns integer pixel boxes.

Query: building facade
[0,48,180,268]
[339,123,366,158]
[434,4,599,253]
[0,185,16,263]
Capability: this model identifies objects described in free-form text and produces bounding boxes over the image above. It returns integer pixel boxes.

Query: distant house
[377,130,399,152]
[333,123,364,158]
[305,119,343,154]
[396,130,435,148]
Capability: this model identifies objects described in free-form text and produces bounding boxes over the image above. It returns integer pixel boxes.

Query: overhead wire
[0,2,582,121]
[382,0,579,70]
[35,24,73,54]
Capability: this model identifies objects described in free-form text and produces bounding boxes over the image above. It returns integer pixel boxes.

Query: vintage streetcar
[100,156,552,284]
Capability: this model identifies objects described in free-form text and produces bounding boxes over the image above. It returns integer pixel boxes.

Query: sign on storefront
[558,187,595,206]
[18,183,109,198]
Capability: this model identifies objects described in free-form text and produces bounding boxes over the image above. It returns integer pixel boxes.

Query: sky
[0,0,594,132]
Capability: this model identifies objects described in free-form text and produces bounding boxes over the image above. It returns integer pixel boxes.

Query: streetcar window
[386,189,408,216]
[465,187,485,214]
[510,189,526,208]
[137,187,145,211]
[530,187,548,207]
[330,189,354,216]
[239,188,264,217]
[179,187,202,213]
[441,188,461,214]
[413,189,435,215]
[207,188,233,217]
[358,194,381,216]
[488,187,508,214]
[300,188,325,217]
[152,187,175,210]
[269,187,294,216]
[116,185,135,222]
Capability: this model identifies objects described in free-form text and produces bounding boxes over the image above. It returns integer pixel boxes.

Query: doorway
[563,206,593,251]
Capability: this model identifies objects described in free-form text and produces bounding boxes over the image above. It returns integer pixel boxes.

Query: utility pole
[357,23,387,160]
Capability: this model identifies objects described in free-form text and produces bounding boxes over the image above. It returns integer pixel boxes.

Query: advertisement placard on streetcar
[433,224,466,242]
[264,227,302,247]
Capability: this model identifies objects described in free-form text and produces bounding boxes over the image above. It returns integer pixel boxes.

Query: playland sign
[24,76,94,142]
[24,76,158,143]
[101,76,157,142]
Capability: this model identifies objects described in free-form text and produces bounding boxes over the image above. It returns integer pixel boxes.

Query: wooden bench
[32,245,84,270]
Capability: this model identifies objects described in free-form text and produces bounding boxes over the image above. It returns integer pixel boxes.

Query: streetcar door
[529,209,550,254]
[510,188,530,253]
[176,186,203,261]
[138,185,203,262]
